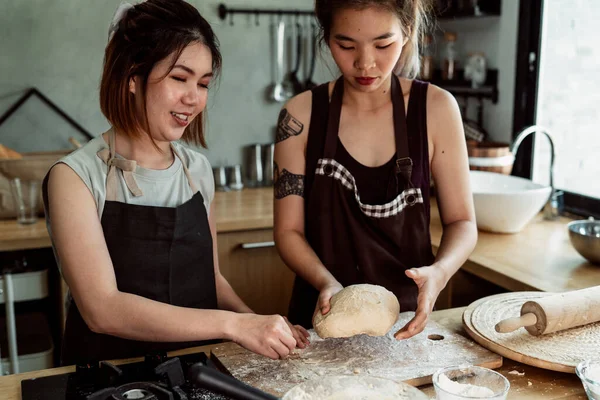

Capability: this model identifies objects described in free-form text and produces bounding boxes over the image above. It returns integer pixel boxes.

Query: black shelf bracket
[218,3,314,25]
[0,88,93,140]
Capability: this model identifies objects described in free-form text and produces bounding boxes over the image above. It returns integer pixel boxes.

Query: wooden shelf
[423,69,499,103]
[437,0,501,20]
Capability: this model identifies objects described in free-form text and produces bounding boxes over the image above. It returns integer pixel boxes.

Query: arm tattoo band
[274,161,305,199]
[276,108,304,143]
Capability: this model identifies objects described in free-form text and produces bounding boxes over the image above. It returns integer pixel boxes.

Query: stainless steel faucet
[511,125,562,220]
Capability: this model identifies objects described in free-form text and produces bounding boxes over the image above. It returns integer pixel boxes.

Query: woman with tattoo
[43,0,308,365]
[273,0,477,339]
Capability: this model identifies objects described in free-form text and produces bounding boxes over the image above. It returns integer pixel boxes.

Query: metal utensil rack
[218,3,314,25]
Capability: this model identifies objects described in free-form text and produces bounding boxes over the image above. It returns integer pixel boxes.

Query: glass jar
[420,34,434,80]
[442,31,458,81]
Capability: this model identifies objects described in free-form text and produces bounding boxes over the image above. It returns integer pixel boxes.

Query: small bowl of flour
[432,365,510,400]
[576,359,600,400]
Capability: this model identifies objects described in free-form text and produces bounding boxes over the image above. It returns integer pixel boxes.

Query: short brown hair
[314,0,433,79]
[99,0,222,148]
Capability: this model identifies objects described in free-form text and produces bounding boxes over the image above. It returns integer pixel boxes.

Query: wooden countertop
[0,188,275,252]
[1,188,597,293]
[212,187,274,232]
[429,199,600,293]
[0,218,52,252]
[0,307,586,399]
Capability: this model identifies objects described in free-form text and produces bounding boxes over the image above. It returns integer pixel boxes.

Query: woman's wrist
[431,261,453,290]
[218,310,239,341]
[316,275,341,292]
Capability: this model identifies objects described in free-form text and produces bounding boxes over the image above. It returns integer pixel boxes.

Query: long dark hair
[100,0,222,148]
[314,0,433,78]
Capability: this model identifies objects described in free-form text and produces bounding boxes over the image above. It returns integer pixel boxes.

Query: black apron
[288,76,435,328]
[44,131,218,365]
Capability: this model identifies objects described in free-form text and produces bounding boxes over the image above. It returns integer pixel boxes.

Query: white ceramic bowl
[470,171,552,234]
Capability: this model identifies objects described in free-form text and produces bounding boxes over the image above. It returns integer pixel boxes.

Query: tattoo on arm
[276,108,304,143]
[274,161,305,199]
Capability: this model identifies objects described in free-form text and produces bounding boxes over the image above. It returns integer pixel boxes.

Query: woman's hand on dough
[230,314,297,359]
[284,316,311,349]
[316,281,344,315]
[394,265,446,340]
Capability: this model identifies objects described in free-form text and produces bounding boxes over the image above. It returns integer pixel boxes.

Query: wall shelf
[218,3,314,25]
[425,69,499,104]
[436,0,501,20]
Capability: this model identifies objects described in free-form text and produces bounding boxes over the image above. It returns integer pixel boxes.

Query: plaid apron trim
[316,158,423,218]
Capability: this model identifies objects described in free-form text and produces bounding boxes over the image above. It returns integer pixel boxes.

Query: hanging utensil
[288,20,304,94]
[304,22,318,91]
[267,17,293,103]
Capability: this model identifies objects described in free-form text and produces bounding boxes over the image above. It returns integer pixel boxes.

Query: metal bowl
[568,218,600,265]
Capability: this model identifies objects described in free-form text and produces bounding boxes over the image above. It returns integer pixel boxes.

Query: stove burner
[111,382,175,400]
[21,352,233,400]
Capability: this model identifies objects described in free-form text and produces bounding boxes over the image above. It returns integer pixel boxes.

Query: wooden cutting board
[463,292,600,373]
[211,312,502,397]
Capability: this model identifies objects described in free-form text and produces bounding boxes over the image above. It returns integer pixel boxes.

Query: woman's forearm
[432,219,478,283]
[215,273,253,313]
[87,291,239,342]
[275,230,339,291]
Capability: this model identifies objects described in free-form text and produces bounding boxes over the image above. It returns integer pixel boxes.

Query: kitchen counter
[429,198,600,293]
[2,188,597,293]
[0,188,275,253]
[0,307,586,399]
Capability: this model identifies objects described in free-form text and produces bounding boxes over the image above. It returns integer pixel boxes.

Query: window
[514,0,600,218]
[535,0,600,200]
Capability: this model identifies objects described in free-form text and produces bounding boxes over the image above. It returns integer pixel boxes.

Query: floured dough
[313,284,400,338]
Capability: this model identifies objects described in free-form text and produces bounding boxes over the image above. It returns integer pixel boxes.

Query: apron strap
[390,75,413,186]
[323,77,345,159]
[323,76,414,187]
[97,130,198,202]
[170,143,199,194]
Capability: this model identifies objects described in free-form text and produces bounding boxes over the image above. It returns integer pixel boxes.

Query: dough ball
[313,284,400,338]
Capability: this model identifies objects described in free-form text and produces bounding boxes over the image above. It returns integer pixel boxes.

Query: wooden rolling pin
[495,286,600,336]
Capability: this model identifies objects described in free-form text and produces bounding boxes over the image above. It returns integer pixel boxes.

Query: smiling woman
[42,0,308,367]
[99,1,221,149]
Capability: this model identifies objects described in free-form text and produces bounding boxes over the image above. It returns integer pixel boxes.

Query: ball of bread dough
[313,284,400,338]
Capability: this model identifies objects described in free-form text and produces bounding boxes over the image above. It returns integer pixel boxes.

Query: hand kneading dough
[313,284,400,338]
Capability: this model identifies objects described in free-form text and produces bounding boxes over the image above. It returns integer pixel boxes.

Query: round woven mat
[466,292,600,372]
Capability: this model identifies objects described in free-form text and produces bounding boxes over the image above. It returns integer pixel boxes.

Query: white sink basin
[470,170,552,233]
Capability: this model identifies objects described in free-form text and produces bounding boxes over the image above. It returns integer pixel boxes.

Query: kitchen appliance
[244,144,263,188]
[20,351,274,400]
[261,144,274,186]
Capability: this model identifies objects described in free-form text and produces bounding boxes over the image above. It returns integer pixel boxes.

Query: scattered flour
[508,370,525,376]
[437,374,495,398]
